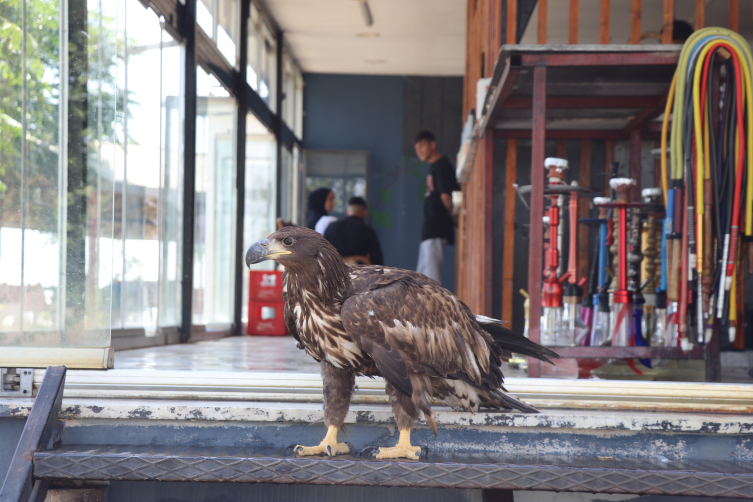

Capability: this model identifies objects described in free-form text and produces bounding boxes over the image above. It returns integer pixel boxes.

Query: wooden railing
[506,0,744,47]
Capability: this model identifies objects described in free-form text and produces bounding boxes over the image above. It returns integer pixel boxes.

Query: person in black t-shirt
[324,196,384,266]
[414,130,460,284]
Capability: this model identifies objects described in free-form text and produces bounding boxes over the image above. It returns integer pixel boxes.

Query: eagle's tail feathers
[488,390,540,414]
[481,323,560,364]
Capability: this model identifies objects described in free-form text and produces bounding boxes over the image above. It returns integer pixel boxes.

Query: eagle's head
[245,226,340,271]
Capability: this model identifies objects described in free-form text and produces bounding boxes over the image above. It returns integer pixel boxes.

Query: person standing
[324,196,384,265]
[414,130,459,284]
[306,187,337,234]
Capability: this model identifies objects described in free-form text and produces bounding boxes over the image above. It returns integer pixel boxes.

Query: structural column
[527,64,547,377]
[233,0,250,335]
[181,0,198,342]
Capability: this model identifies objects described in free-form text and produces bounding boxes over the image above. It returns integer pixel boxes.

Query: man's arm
[440,193,452,215]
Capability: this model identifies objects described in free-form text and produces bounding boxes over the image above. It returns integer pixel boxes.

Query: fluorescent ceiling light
[360,0,373,26]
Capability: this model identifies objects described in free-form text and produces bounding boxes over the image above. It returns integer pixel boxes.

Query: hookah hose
[664,28,753,335]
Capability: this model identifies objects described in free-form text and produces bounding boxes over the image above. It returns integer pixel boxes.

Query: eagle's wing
[340,273,495,397]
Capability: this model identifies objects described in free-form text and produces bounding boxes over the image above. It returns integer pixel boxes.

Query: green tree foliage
[0,0,125,233]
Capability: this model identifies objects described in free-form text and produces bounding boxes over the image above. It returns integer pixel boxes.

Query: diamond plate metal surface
[34,446,753,498]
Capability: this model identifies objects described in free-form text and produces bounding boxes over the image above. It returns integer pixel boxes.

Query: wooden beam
[505,96,664,109]
[600,0,610,44]
[631,0,641,44]
[483,130,494,316]
[694,0,704,31]
[578,140,591,282]
[520,52,679,67]
[502,139,517,323]
[507,0,517,44]
[538,0,548,44]
[494,129,628,140]
[493,0,503,51]
[605,140,614,195]
[662,0,674,44]
[557,140,568,159]
[527,64,547,378]
[729,0,739,32]
[569,0,579,44]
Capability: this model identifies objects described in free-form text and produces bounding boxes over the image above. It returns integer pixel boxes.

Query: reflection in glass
[242,114,276,323]
[111,0,183,331]
[194,68,237,326]
[304,151,368,220]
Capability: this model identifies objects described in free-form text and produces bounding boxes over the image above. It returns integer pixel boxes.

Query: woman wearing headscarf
[306,187,337,234]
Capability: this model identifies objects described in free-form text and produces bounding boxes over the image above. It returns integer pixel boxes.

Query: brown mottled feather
[259,227,556,437]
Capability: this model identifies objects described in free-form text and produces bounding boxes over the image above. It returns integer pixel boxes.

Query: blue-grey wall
[303,73,459,291]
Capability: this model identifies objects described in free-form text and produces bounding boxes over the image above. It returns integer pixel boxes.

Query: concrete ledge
[3,398,753,435]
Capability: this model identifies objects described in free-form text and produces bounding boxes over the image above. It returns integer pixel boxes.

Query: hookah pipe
[641,188,663,350]
[589,197,612,347]
[628,202,645,363]
[542,191,570,314]
[610,178,636,348]
[547,158,569,276]
[580,236,600,345]
[636,188,662,366]
[565,181,589,342]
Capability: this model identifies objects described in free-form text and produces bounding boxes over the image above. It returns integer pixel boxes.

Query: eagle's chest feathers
[285,271,372,373]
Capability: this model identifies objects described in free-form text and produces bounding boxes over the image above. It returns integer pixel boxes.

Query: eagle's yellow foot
[361,429,428,460]
[286,425,353,457]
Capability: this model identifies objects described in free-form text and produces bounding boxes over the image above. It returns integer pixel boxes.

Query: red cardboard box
[247,301,288,336]
[249,270,283,302]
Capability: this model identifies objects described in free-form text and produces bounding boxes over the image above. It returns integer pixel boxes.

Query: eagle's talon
[420,446,429,459]
[360,446,380,458]
[284,444,299,457]
[290,426,352,457]
[344,442,356,455]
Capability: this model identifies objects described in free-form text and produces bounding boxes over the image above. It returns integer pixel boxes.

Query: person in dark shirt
[414,130,460,284]
[324,196,384,266]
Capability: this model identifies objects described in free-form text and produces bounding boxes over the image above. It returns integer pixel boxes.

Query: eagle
[246,226,558,460]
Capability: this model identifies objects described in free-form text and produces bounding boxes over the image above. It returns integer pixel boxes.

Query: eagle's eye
[282,237,294,246]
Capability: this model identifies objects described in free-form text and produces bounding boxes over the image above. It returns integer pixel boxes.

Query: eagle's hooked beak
[245,239,291,267]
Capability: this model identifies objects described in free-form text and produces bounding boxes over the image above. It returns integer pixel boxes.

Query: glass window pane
[246,13,260,91]
[120,0,184,330]
[197,0,214,38]
[242,114,276,324]
[216,0,239,67]
[0,0,115,358]
[260,20,276,111]
[194,68,236,326]
[283,52,295,129]
[295,68,304,139]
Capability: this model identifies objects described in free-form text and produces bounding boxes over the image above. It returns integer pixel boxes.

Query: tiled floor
[114,336,528,377]
[115,336,321,373]
[114,335,752,382]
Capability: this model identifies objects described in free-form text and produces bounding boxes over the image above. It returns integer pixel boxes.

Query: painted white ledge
[1,398,752,435]
[0,348,114,369]
[22,370,753,414]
